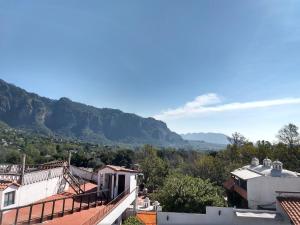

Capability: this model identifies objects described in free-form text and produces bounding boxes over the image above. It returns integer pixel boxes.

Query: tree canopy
[277,123,300,147]
[123,216,143,225]
[153,173,225,213]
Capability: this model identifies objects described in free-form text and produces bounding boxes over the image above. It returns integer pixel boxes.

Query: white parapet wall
[157,207,289,225]
[17,176,66,207]
[0,167,68,210]
[247,176,300,209]
[98,189,137,225]
[23,167,64,185]
[70,165,98,183]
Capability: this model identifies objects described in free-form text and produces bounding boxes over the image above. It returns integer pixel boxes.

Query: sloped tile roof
[278,197,300,225]
[0,181,20,190]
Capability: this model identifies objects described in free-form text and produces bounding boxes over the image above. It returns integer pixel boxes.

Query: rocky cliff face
[0,79,185,146]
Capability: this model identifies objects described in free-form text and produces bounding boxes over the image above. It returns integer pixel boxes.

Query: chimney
[144,197,150,208]
[153,201,161,211]
[271,160,283,177]
[263,157,272,168]
[273,160,283,171]
[251,157,259,167]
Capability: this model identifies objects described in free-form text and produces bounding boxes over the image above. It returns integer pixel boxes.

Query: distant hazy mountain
[181,132,229,145]
[0,79,185,147]
[186,140,226,151]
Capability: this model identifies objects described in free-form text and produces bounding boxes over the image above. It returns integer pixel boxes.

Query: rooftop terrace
[0,182,132,225]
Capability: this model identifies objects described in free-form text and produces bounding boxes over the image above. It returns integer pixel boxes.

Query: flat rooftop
[1,183,117,225]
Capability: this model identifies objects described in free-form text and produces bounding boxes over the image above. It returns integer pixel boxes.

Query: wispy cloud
[154,93,300,120]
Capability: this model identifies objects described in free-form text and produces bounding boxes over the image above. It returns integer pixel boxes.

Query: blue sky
[1,0,300,141]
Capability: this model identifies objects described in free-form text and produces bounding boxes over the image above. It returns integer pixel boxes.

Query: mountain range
[0,79,228,150]
[0,79,185,147]
[181,132,229,145]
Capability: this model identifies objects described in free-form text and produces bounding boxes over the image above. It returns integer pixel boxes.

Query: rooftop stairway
[63,167,84,194]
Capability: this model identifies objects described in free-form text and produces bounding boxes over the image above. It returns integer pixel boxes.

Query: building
[0,154,299,225]
[224,157,300,209]
[97,165,138,200]
[135,191,299,225]
[0,158,71,211]
[137,157,300,225]
[0,155,140,225]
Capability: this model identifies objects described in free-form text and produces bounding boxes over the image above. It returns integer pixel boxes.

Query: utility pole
[68,150,72,167]
[21,154,26,185]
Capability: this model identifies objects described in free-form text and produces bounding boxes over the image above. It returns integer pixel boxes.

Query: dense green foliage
[152,173,225,213]
[123,216,143,225]
[139,145,169,191]
[1,118,300,212]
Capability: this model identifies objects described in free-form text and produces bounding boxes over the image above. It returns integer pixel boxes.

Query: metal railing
[0,190,109,225]
[63,167,84,194]
[0,162,66,176]
[81,188,133,225]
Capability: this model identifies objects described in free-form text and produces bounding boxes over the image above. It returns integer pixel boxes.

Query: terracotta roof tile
[278,197,300,225]
[0,181,20,190]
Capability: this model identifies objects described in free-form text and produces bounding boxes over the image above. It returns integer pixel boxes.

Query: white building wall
[0,168,68,210]
[158,207,289,225]
[70,166,98,183]
[98,189,137,225]
[16,175,67,207]
[97,168,137,199]
[0,185,19,210]
[129,175,137,193]
[247,176,300,209]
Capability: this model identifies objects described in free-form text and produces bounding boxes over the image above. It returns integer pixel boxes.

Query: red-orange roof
[0,181,20,190]
[137,211,157,225]
[2,183,99,225]
[278,197,300,225]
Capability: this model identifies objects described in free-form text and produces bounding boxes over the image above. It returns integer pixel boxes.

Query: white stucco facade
[226,158,300,209]
[95,165,139,225]
[70,165,98,183]
[0,167,69,210]
[247,176,300,209]
[97,166,138,199]
[158,207,289,225]
[98,189,137,225]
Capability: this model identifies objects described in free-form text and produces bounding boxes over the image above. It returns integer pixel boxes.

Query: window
[4,191,15,207]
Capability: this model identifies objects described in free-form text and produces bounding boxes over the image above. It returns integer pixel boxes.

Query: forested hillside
[0,79,184,147]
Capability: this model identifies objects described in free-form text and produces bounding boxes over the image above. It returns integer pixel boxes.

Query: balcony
[0,183,135,225]
[224,177,247,200]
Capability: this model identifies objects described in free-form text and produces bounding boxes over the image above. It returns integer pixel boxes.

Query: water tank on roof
[251,157,259,167]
